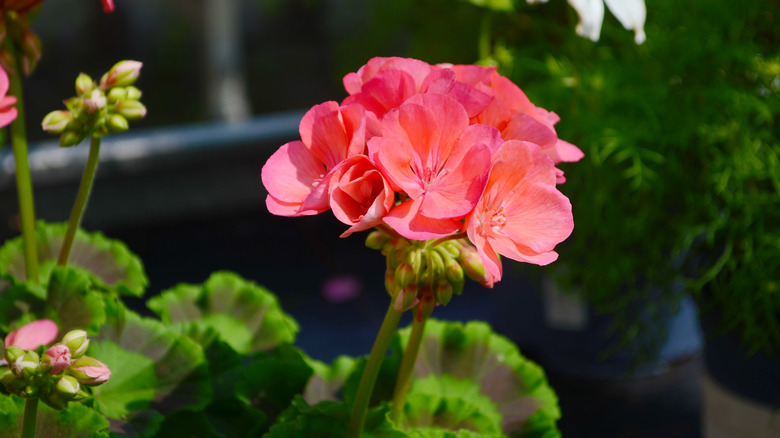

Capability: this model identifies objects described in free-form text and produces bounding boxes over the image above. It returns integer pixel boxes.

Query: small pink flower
[262,102,372,217]
[465,140,574,282]
[369,93,502,240]
[69,357,111,385]
[4,319,58,350]
[101,0,115,12]
[44,344,72,374]
[449,65,584,183]
[0,66,18,128]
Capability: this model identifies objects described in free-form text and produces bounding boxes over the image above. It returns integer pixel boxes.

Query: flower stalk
[349,303,403,437]
[21,397,38,438]
[58,135,101,266]
[390,316,427,423]
[6,43,39,284]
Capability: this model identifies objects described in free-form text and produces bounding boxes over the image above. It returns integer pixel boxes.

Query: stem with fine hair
[349,303,403,437]
[7,50,40,283]
[390,316,426,423]
[21,398,38,438]
[58,135,101,266]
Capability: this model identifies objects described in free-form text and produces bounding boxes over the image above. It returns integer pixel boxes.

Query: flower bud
[365,230,388,251]
[384,268,398,297]
[394,263,415,289]
[61,330,89,358]
[68,357,111,385]
[84,89,107,112]
[460,246,488,285]
[0,368,15,386]
[427,249,445,282]
[106,86,127,102]
[20,30,41,76]
[60,130,85,148]
[115,99,146,120]
[406,247,423,279]
[13,351,40,379]
[108,114,129,132]
[41,110,71,134]
[42,344,71,374]
[54,375,80,399]
[100,60,143,89]
[434,281,453,306]
[125,86,142,101]
[443,256,465,292]
[75,73,94,95]
[4,346,24,364]
[393,284,419,313]
[415,286,436,322]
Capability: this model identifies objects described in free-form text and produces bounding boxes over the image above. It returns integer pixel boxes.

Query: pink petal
[0,66,9,97]
[465,225,503,282]
[383,198,462,240]
[5,319,58,350]
[261,140,327,206]
[299,101,350,169]
[543,139,585,164]
[0,108,18,128]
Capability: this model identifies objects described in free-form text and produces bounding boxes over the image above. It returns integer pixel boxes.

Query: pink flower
[261,102,372,216]
[4,319,58,350]
[343,56,492,120]
[369,93,502,240]
[44,344,72,374]
[448,65,584,183]
[68,357,111,385]
[465,140,574,282]
[101,0,115,12]
[0,66,18,128]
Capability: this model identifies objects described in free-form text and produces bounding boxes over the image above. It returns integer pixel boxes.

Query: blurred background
[0,0,778,437]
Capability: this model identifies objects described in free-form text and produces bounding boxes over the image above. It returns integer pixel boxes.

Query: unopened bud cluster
[1,329,111,409]
[366,229,493,321]
[0,11,43,76]
[42,60,146,147]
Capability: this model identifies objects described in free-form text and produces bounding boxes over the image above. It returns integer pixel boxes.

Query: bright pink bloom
[369,93,502,240]
[343,56,492,120]
[44,344,72,374]
[0,66,18,128]
[465,140,574,281]
[448,65,584,183]
[305,155,395,237]
[4,319,58,350]
[261,102,372,216]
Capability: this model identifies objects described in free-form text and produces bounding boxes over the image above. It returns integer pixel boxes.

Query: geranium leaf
[0,394,110,438]
[0,280,44,333]
[265,396,408,438]
[0,222,147,298]
[147,271,298,354]
[398,319,561,438]
[45,267,106,336]
[303,355,358,405]
[89,308,211,437]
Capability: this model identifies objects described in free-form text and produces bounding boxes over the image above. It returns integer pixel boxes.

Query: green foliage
[0,394,110,438]
[0,222,148,298]
[45,267,106,335]
[147,271,299,354]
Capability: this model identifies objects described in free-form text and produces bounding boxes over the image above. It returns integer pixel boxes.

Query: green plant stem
[390,316,426,423]
[349,303,403,437]
[8,59,40,284]
[21,398,38,438]
[478,11,492,61]
[58,135,101,266]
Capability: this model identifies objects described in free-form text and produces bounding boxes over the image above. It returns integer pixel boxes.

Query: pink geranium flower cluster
[262,57,581,284]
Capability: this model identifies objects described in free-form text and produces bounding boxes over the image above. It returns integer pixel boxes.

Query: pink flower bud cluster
[0,320,111,409]
[262,57,580,286]
[41,60,145,147]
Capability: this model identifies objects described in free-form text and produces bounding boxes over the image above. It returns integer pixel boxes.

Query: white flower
[567,0,646,44]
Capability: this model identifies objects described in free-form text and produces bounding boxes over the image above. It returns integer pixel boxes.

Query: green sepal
[0,222,147,298]
[0,393,110,438]
[265,396,408,438]
[147,271,298,354]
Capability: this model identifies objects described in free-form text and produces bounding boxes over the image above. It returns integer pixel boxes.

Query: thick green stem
[21,398,38,438]
[391,316,427,423]
[58,135,101,266]
[7,55,39,283]
[349,303,403,437]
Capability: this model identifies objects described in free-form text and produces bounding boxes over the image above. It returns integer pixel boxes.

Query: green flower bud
[434,281,453,306]
[100,60,143,89]
[125,86,142,101]
[106,86,127,102]
[115,100,147,120]
[415,286,436,322]
[61,330,89,358]
[55,375,80,399]
[427,249,445,282]
[385,269,398,297]
[13,351,40,379]
[393,284,419,312]
[365,230,388,251]
[75,73,94,95]
[443,256,465,291]
[0,368,15,387]
[4,346,24,364]
[394,263,415,289]
[108,114,129,132]
[42,110,71,134]
[60,130,85,148]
